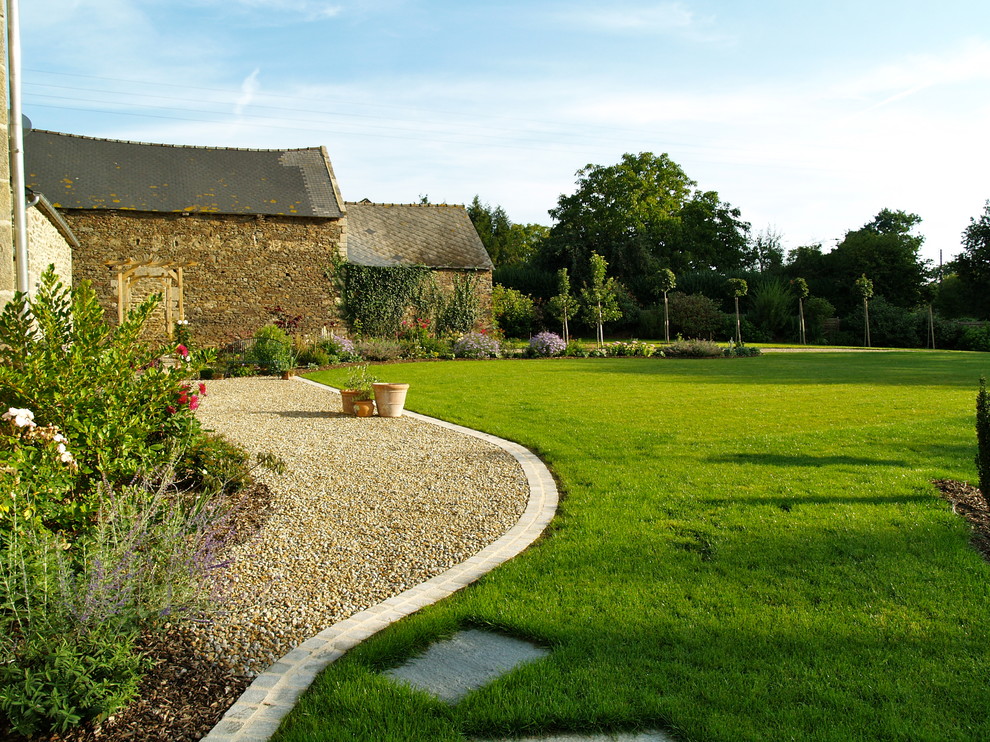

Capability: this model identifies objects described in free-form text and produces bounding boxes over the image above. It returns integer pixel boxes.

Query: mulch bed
[933,478,990,560]
[4,480,988,741]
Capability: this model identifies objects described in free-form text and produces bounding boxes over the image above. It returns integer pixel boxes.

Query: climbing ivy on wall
[334,261,429,338]
[328,255,485,338]
[435,273,482,337]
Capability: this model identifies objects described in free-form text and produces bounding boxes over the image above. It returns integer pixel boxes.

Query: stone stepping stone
[384,629,549,704]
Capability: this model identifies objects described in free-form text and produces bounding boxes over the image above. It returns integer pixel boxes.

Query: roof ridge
[344,201,464,209]
[30,129,323,155]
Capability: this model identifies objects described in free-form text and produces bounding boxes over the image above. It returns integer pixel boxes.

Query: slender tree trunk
[863,298,871,347]
[734,296,742,344]
[798,297,806,345]
[562,309,570,344]
[663,291,670,343]
[928,303,935,349]
[597,303,604,347]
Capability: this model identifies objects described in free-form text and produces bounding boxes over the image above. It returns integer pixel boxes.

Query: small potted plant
[341,365,378,416]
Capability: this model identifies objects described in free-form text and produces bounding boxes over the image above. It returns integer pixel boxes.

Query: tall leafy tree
[955,201,990,319]
[580,252,623,347]
[468,196,547,267]
[829,209,928,312]
[544,152,749,301]
[747,227,785,274]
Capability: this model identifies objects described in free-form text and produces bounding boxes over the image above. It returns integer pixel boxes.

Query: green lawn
[277,352,990,741]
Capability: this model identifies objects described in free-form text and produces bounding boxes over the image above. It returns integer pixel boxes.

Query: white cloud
[234,69,262,116]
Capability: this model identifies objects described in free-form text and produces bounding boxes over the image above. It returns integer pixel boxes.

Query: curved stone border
[203,377,559,742]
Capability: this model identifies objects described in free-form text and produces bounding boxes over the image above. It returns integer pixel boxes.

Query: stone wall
[27,199,73,291]
[62,209,344,346]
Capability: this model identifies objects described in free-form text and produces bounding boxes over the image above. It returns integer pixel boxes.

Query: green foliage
[345,365,379,399]
[491,285,538,339]
[433,274,483,337]
[978,377,990,497]
[726,277,748,298]
[667,292,724,339]
[355,338,404,362]
[960,324,990,352]
[336,262,429,338]
[467,196,547,267]
[746,227,785,273]
[542,152,750,302]
[663,338,724,357]
[803,296,836,343]
[844,295,921,348]
[0,625,145,736]
[955,201,990,319]
[579,252,623,347]
[723,339,762,357]
[854,273,874,300]
[547,269,579,342]
[491,264,558,300]
[749,278,793,340]
[0,270,205,525]
[250,324,295,374]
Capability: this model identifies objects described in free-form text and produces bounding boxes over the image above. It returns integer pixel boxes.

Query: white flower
[53,433,66,443]
[3,407,36,428]
[60,450,75,464]
[57,443,68,455]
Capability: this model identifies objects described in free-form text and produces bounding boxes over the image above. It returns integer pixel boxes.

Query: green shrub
[434,274,482,337]
[960,324,990,352]
[664,338,724,358]
[355,338,404,361]
[0,267,255,735]
[749,277,793,340]
[844,296,921,348]
[978,377,990,498]
[0,271,205,527]
[492,284,538,338]
[0,626,145,736]
[249,325,295,373]
[297,346,331,368]
[563,340,589,358]
[667,292,724,339]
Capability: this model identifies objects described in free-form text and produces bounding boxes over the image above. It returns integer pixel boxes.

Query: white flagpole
[7,0,28,294]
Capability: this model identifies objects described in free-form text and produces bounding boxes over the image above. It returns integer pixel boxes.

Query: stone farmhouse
[23,129,493,345]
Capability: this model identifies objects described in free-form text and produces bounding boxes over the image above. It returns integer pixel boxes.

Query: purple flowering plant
[528,331,567,357]
[453,332,501,359]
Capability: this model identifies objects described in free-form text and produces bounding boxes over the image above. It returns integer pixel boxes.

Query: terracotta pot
[340,389,361,415]
[372,383,410,418]
[281,370,294,380]
[353,398,376,417]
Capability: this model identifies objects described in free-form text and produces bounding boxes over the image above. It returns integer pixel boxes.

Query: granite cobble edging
[202,377,559,742]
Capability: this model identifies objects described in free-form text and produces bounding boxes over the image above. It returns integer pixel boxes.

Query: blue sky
[20,1,990,266]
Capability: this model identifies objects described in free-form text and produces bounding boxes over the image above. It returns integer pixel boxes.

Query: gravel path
[192,377,529,675]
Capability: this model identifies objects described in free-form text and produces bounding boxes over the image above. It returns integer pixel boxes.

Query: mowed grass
[278,352,990,742]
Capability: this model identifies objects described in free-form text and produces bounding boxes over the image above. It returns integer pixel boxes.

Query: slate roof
[345,202,493,270]
[24,130,344,218]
